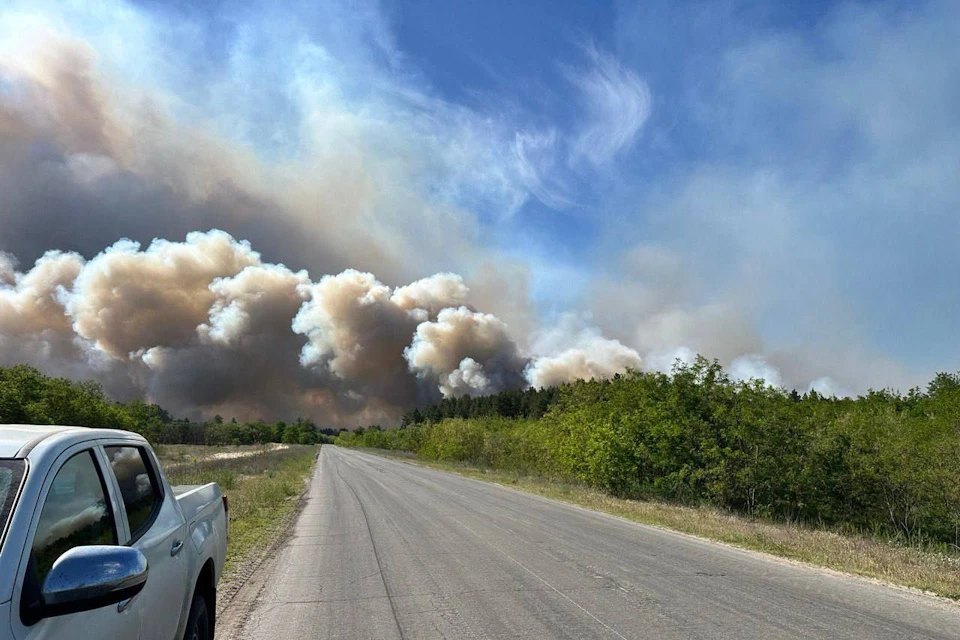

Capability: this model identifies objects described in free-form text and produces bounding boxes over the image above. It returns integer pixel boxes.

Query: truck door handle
[171,539,184,556]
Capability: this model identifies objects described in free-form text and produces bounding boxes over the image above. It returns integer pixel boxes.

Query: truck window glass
[104,446,161,541]
[32,451,117,584]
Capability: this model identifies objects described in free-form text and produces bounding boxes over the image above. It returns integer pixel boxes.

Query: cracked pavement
[237,446,960,639]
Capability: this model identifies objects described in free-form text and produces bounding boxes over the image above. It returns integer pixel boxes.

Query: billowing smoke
[524,314,643,388]
[0,253,15,286]
[139,260,314,419]
[729,355,783,388]
[292,270,467,408]
[0,32,492,287]
[526,339,643,389]
[391,274,470,319]
[1,226,873,424]
[405,307,528,397]
[0,230,632,424]
[65,232,262,358]
[0,250,86,363]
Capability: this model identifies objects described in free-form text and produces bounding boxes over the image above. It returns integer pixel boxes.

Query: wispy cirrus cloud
[567,44,652,167]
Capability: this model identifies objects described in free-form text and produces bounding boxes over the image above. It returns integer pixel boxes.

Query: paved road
[238,446,960,639]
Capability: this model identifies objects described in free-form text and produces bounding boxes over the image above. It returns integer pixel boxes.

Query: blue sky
[2,0,959,400]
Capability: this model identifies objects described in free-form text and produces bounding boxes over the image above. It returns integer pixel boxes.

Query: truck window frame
[102,444,165,545]
[0,459,27,556]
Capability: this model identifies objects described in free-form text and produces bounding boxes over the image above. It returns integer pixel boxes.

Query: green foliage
[400,385,559,425]
[340,357,960,548]
[0,364,329,446]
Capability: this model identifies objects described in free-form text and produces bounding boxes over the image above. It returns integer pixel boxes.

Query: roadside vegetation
[0,364,337,445]
[158,444,317,583]
[339,357,960,597]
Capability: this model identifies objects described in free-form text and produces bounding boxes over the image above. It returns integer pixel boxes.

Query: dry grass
[158,444,317,582]
[363,449,960,600]
[155,442,290,469]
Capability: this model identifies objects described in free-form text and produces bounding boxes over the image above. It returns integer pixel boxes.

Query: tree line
[339,357,960,549]
[0,364,336,445]
[400,386,559,425]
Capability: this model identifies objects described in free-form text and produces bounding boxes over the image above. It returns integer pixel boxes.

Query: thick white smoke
[729,355,783,388]
[0,231,645,424]
[291,270,463,408]
[526,341,643,389]
[0,250,85,361]
[65,232,262,358]
[524,314,643,388]
[405,307,528,397]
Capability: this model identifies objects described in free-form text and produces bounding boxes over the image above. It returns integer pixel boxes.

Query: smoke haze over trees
[0,364,328,445]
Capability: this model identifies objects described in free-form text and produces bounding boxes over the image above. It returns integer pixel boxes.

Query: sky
[1,0,958,424]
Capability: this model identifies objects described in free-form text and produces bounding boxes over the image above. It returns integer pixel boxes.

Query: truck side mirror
[40,545,149,619]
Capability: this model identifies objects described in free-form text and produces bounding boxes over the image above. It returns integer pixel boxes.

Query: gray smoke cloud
[0,253,16,286]
[0,230,631,424]
[0,34,485,287]
[291,270,464,409]
[138,260,316,420]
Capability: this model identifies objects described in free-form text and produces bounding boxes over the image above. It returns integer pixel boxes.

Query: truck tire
[184,592,211,640]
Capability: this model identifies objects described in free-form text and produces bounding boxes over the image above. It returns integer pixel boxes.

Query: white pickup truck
[0,425,228,640]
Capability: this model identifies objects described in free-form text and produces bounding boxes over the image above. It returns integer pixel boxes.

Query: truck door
[103,445,188,640]
[10,446,142,640]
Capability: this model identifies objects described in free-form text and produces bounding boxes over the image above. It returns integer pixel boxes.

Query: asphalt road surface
[237,446,960,639]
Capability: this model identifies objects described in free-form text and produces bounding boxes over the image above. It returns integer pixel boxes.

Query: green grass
[360,448,960,600]
[159,444,317,582]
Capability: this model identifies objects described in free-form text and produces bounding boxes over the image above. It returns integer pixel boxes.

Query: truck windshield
[0,460,26,552]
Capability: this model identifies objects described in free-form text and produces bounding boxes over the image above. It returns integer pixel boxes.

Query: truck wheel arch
[194,559,217,637]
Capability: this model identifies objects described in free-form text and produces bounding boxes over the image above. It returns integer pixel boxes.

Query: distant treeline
[339,358,960,549]
[0,364,336,445]
[401,386,559,425]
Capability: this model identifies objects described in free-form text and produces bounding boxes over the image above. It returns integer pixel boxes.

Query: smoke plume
[405,307,528,397]
[0,230,630,424]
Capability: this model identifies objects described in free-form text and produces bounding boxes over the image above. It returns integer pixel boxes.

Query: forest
[339,357,960,549]
[0,364,334,445]
[400,385,559,425]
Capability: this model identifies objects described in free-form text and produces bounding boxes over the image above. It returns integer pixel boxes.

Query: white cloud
[568,45,652,166]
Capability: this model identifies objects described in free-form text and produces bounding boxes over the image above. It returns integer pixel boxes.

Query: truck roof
[0,424,144,458]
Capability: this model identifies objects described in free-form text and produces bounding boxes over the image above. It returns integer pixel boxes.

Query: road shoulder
[216,452,320,638]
